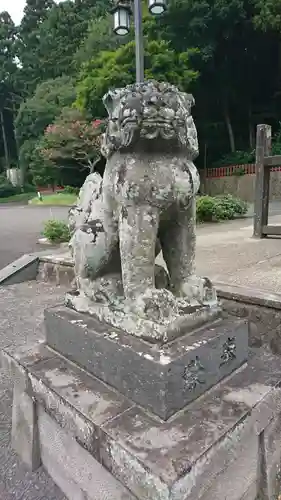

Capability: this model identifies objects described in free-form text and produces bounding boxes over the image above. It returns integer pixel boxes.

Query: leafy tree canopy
[38,107,104,171]
[15,76,76,147]
[76,39,199,117]
[2,0,281,183]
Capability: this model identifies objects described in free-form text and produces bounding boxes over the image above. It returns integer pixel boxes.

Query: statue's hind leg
[160,199,216,304]
[160,198,196,297]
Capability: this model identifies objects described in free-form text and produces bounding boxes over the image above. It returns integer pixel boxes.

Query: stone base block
[11,367,41,471]
[3,342,281,500]
[66,291,221,343]
[45,306,248,419]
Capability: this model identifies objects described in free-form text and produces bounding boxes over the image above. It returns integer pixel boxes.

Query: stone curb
[216,281,281,311]
[37,238,69,248]
[27,202,73,208]
[0,249,70,287]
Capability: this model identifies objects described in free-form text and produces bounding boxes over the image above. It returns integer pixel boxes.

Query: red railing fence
[206,163,281,178]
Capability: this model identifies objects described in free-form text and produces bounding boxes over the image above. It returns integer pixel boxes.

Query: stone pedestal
[45,306,248,420]
[3,339,281,500]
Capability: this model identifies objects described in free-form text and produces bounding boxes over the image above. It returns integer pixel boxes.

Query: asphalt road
[0,205,69,270]
[1,201,281,272]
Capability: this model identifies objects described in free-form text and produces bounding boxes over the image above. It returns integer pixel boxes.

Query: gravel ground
[0,281,67,500]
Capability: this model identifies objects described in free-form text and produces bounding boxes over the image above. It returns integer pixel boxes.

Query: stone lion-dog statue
[68,81,218,342]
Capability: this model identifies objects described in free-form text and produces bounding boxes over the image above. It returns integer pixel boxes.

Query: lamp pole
[112,0,167,84]
[133,0,145,83]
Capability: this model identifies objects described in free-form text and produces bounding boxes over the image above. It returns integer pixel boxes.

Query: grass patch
[0,192,35,204]
[29,192,77,206]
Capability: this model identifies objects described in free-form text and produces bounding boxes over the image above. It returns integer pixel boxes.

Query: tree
[252,0,281,31]
[76,40,199,117]
[0,12,18,171]
[18,138,58,187]
[74,14,125,68]
[32,0,92,80]
[16,76,76,147]
[17,0,112,84]
[15,76,76,183]
[17,0,55,92]
[143,0,280,159]
[38,108,104,176]
[3,0,281,173]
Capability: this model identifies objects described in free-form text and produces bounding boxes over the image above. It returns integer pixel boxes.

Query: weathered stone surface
[4,342,281,500]
[45,306,248,419]
[11,363,41,471]
[38,260,75,287]
[68,80,219,342]
[12,384,41,471]
[0,253,39,286]
[263,415,281,498]
[66,291,221,343]
[38,408,136,500]
[217,282,281,354]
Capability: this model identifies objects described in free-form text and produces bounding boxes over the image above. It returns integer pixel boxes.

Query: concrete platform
[3,341,281,500]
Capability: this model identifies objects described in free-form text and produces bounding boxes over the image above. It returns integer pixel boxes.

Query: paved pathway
[0,205,68,270]
[195,211,281,292]
[0,282,66,499]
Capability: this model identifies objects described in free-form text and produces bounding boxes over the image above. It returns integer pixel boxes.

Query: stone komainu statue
[68,81,218,342]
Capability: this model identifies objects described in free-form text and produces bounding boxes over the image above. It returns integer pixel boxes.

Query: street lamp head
[112,3,131,36]
[148,0,167,15]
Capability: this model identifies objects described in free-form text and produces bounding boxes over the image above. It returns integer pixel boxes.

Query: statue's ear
[188,94,195,107]
[181,93,195,109]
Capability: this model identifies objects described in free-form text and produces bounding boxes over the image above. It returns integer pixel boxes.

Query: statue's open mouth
[142,120,174,129]
[121,117,174,129]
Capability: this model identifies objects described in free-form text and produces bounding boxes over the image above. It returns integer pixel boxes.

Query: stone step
[37,252,75,286]
[3,341,281,500]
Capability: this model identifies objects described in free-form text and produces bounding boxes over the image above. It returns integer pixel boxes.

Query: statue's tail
[68,173,103,237]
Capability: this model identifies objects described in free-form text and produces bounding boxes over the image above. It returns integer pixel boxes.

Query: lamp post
[112,0,167,83]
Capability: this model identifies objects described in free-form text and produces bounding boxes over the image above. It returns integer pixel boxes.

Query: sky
[0,0,60,25]
[0,0,26,24]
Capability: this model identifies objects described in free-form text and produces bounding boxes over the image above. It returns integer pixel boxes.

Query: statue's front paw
[132,288,179,323]
[178,276,217,305]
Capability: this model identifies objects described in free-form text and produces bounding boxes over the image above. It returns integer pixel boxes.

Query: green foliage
[76,40,199,117]
[272,122,281,155]
[0,182,20,198]
[38,108,103,171]
[43,219,70,243]
[252,0,281,31]
[22,183,36,193]
[16,76,76,186]
[16,76,76,147]
[231,167,246,177]
[17,0,111,88]
[0,173,6,184]
[16,0,56,92]
[0,177,35,199]
[213,150,255,167]
[63,185,80,195]
[3,0,281,185]
[18,138,57,187]
[196,195,248,222]
[74,14,124,68]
